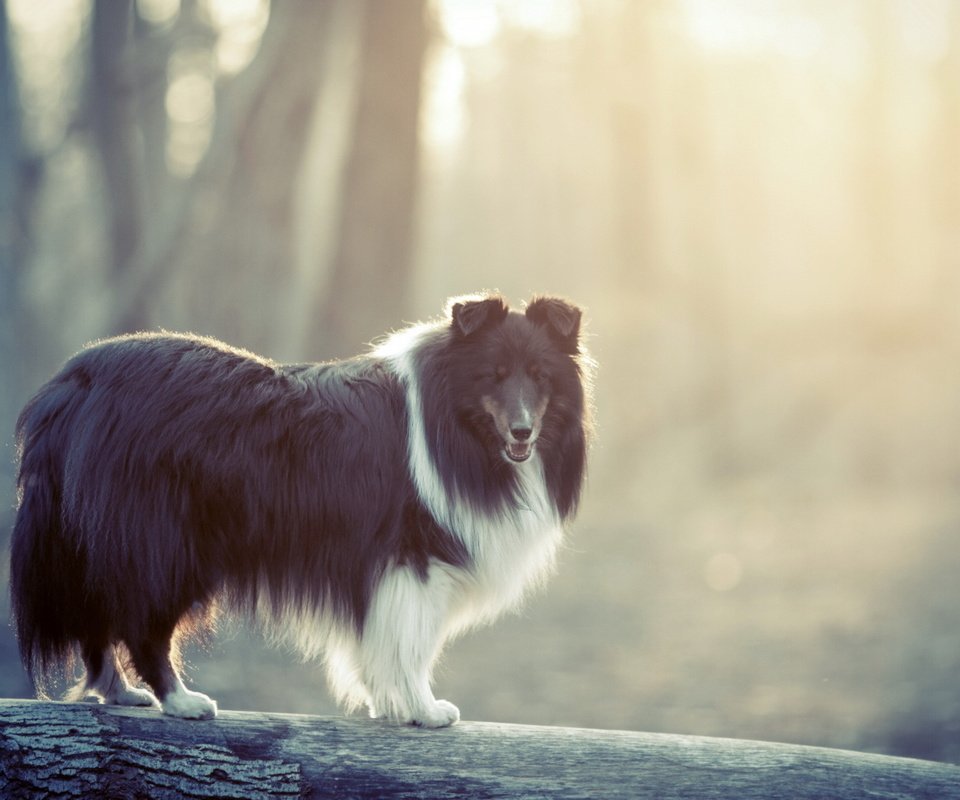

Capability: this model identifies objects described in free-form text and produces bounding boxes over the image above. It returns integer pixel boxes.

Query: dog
[9,293,590,726]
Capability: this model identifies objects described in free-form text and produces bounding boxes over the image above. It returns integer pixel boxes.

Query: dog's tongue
[507,442,531,462]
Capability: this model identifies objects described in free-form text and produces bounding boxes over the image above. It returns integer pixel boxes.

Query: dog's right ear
[449,295,508,337]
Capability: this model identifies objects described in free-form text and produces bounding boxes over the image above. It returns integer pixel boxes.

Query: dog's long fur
[9,294,589,725]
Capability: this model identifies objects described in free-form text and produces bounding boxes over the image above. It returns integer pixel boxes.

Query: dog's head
[448,294,584,464]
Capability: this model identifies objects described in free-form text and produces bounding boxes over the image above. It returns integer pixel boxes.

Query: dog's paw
[413,699,460,728]
[106,686,159,708]
[162,688,218,720]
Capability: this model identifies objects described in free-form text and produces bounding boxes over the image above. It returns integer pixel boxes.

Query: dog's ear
[525,297,582,354]
[450,295,508,337]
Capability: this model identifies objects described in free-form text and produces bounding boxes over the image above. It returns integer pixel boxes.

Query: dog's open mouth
[505,441,533,462]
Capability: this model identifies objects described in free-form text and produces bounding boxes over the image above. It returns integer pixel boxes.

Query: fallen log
[0,699,957,799]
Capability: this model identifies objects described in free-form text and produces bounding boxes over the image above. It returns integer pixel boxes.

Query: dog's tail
[9,377,91,696]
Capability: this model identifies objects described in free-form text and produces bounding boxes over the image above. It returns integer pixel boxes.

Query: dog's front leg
[358,564,460,727]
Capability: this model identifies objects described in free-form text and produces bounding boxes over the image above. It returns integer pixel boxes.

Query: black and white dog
[10,294,590,726]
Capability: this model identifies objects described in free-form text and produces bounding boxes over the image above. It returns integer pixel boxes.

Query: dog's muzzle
[505,426,534,462]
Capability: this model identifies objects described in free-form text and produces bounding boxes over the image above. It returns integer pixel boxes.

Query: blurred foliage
[1,0,959,764]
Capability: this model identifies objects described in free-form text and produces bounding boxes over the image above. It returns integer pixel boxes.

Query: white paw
[162,688,218,720]
[413,699,460,728]
[106,686,159,708]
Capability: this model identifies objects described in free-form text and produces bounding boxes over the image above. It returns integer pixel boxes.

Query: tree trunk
[314,0,427,359]
[89,0,144,284]
[159,0,337,354]
[100,0,334,350]
[1,700,958,800]
[0,0,37,496]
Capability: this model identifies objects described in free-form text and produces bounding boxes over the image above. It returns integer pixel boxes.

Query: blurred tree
[89,0,150,330]
[0,0,39,493]
[30,0,431,364]
[157,0,337,353]
[0,0,19,458]
[316,0,427,357]
[93,0,428,359]
[0,0,21,318]
[611,1,666,298]
[1,2,41,698]
[90,1,142,279]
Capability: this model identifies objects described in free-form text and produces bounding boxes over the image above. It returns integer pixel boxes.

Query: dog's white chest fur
[432,455,563,638]
[379,327,563,621]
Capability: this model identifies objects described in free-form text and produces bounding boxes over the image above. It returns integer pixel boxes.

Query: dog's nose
[511,426,533,442]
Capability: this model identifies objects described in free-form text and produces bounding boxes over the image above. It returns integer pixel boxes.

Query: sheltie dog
[9,294,589,726]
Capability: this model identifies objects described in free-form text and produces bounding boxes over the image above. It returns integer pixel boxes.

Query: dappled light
[165,50,216,176]
[1,0,959,767]
[206,0,269,74]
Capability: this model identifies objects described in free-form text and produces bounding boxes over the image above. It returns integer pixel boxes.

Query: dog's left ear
[525,297,582,354]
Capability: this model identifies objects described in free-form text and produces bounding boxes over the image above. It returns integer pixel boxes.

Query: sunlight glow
[894,0,951,62]
[165,49,215,177]
[437,0,502,48]
[7,0,89,150]
[166,71,214,125]
[204,0,270,74]
[436,0,581,48]
[681,0,823,58]
[501,0,581,39]
[136,0,179,27]
[421,45,467,156]
[425,0,583,157]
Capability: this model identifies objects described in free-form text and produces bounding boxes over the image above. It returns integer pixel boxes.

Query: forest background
[1,0,958,764]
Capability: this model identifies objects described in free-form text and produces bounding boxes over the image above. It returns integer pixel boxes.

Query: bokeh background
[1,0,959,764]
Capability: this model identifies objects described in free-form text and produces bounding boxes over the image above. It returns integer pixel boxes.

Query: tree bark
[1,700,958,800]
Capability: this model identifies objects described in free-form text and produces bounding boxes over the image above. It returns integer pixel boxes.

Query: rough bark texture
[0,700,958,799]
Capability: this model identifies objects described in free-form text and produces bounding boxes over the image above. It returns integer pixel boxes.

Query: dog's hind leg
[358,564,460,728]
[126,624,217,720]
[82,643,158,707]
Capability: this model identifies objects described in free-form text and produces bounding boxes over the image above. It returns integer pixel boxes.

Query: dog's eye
[528,364,549,383]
